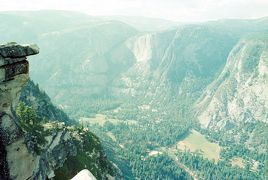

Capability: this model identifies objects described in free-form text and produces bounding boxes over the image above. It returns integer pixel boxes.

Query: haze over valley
[0,2,268,179]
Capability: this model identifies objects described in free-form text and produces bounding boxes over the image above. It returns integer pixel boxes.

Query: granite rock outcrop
[0,42,39,179]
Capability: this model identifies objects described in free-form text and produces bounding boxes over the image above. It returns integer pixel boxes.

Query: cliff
[197,36,268,127]
[0,42,39,179]
[196,36,268,153]
[0,43,116,179]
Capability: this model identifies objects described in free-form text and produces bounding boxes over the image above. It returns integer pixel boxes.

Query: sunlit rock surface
[197,37,268,129]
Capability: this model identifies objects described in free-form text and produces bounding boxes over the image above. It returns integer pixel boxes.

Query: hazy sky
[1,0,268,22]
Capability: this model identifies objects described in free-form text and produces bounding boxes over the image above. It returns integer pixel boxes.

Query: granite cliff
[196,35,268,153]
[0,42,39,179]
[0,42,116,180]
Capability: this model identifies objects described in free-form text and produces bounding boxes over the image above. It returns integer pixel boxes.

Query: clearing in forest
[79,114,120,126]
[230,157,245,168]
[80,114,137,127]
[174,129,221,162]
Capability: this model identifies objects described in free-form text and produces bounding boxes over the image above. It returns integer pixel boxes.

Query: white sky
[1,0,268,22]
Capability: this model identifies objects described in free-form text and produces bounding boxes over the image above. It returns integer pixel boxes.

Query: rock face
[0,42,39,179]
[0,42,39,82]
[195,36,268,153]
[0,42,115,180]
[197,37,268,129]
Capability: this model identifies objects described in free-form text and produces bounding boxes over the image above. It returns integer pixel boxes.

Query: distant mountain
[102,16,178,31]
[2,10,268,122]
[0,11,139,115]
[2,11,268,115]
[196,34,268,152]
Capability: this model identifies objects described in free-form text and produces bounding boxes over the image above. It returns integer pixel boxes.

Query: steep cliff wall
[0,43,116,179]
[196,36,268,153]
[197,37,268,129]
[0,42,39,179]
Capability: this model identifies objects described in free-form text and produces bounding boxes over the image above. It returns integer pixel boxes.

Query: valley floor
[80,109,264,179]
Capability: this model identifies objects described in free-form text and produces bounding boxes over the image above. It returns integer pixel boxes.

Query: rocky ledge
[0,42,39,82]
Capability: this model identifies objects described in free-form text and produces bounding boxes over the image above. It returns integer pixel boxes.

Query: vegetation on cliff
[17,80,117,179]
